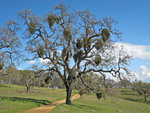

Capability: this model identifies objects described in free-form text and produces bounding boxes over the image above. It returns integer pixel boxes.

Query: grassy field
[0,84,68,113]
[118,88,150,104]
[1,84,150,113]
[52,89,150,113]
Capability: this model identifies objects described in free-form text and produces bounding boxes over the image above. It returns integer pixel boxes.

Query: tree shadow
[122,97,138,101]
[120,90,132,92]
[121,93,137,96]
[72,103,95,109]
[0,96,51,106]
[121,97,150,104]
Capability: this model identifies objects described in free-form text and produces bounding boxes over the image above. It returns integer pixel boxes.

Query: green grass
[0,84,66,101]
[0,99,38,113]
[52,89,150,113]
[1,84,150,113]
[0,84,68,113]
[118,88,150,104]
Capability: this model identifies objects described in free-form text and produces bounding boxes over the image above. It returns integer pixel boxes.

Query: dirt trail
[21,94,80,113]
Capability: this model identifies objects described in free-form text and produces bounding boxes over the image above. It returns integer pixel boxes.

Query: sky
[0,0,150,82]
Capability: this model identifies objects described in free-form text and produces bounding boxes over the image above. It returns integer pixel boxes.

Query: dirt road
[21,94,80,113]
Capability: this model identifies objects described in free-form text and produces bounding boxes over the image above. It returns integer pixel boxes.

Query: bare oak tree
[19,3,132,105]
[0,20,21,75]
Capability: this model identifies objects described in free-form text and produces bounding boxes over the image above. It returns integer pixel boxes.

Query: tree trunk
[26,86,30,92]
[26,82,30,92]
[144,92,147,103]
[66,85,72,105]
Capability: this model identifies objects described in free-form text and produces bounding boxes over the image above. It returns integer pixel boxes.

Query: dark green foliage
[41,83,45,87]
[76,39,83,49]
[63,29,71,40]
[48,15,55,28]
[28,21,36,34]
[96,92,102,99]
[73,50,84,62]
[95,39,103,50]
[77,50,84,57]
[0,63,3,70]
[44,76,52,84]
[37,48,44,58]
[79,88,85,96]
[101,29,110,42]
[94,56,102,66]
[83,37,92,51]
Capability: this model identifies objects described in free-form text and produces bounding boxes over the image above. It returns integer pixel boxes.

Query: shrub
[79,88,85,96]
[96,92,102,99]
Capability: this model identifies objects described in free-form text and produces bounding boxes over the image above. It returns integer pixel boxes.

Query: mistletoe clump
[73,50,84,62]
[83,37,92,51]
[63,29,71,40]
[48,15,55,28]
[101,29,110,42]
[76,39,83,49]
[94,55,102,66]
[37,48,44,58]
[95,39,103,50]
[28,21,37,34]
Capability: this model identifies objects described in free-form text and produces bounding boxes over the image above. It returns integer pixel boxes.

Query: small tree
[4,66,20,84]
[19,3,132,105]
[133,81,150,103]
[20,70,35,92]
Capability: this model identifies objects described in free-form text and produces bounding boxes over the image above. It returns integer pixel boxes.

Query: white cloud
[140,65,150,78]
[17,67,22,70]
[39,58,50,65]
[114,43,150,82]
[130,71,141,81]
[28,60,36,64]
[115,42,150,60]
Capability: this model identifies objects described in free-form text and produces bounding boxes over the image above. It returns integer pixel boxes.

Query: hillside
[0,84,67,113]
[51,89,150,113]
[0,84,150,113]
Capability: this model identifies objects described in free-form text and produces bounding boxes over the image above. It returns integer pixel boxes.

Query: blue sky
[1,0,150,82]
